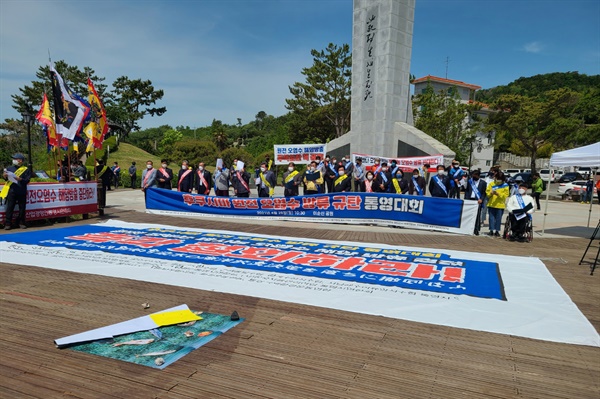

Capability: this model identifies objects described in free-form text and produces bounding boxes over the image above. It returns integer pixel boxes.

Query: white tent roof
[550,142,600,167]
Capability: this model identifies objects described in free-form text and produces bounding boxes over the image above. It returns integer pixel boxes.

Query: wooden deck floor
[1,208,599,399]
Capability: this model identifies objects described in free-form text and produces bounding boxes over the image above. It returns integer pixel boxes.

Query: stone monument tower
[327,0,454,162]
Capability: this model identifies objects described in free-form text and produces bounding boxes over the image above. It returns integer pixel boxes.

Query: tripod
[579,220,600,275]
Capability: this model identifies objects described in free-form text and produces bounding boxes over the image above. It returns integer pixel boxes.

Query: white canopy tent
[542,142,600,233]
[549,142,600,167]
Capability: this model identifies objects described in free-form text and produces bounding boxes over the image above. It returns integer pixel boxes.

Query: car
[558,172,583,183]
[539,169,555,182]
[577,167,595,179]
[557,180,597,196]
[504,168,521,177]
[508,172,533,188]
[555,170,564,180]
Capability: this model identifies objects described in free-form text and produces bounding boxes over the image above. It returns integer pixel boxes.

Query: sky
[1,0,599,130]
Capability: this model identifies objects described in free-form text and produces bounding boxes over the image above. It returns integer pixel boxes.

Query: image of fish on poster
[67,312,243,369]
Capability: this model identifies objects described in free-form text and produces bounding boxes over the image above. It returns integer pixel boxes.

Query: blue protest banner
[145,189,478,235]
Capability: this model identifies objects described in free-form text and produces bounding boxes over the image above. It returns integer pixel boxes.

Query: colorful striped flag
[35,93,59,148]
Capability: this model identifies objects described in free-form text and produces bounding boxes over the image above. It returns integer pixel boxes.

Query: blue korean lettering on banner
[146,188,467,229]
[1,224,506,300]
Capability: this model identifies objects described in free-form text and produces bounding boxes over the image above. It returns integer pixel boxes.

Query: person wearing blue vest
[448,160,464,199]
[429,165,451,198]
[505,183,535,242]
[464,170,487,235]
[485,171,510,237]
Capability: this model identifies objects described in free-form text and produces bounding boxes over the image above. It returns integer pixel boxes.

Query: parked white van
[539,169,555,182]
[504,169,521,176]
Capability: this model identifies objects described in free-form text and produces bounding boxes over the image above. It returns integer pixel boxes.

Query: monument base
[326,122,455,165]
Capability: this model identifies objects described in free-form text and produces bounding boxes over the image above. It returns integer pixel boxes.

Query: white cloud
[523,41,544,54]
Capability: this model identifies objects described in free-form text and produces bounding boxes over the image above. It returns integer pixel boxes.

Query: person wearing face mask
[481,167,497,226]
[333,165,352,192]
[324,156,338,193]
[231,163,250,197]
[177,160,193,193]
[129,161,137,189]
[303,161,324,195]
[373,162,392,193]
[257,161,277,197]
[343,155,354,176]
[360,171,375,192]
[429,165,451,198]
[157,159,173,190]
[214,161,231,197]
[390,168,408,194]
[1,153,31,230]
[505,183,535,242]
[370,158,382,177]
[353,157,365,192]
[282,162,301,197]
[141,160,158,198]
[194,162,212,195]
[448,160,464,199]
[485,171,510,237]
[464,170,487,235]
[409,168,426,196]
[72,160,88,182]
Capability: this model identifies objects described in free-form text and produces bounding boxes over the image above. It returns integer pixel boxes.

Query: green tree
[412,84,482,162]
[171,140,219,166]
[159,128,183,156]
[106,76,166,137]
[286,43,351,140]
[487,88,583,174]
[211,119,229,151]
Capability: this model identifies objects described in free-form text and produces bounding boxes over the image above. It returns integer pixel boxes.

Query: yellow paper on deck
[150,309,202,326]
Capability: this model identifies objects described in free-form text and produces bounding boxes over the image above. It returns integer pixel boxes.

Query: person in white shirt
[505,183,535,242]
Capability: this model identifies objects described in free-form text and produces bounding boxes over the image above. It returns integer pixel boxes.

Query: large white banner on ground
[274,144,327,165]
[351,152,444,172]
[1,220,598,347]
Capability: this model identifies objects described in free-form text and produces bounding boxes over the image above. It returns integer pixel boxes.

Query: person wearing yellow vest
[257,162,276,197]
[2,153,31,230]
[303,161,324,195]
[282,162,301,197]
[486,171,510,237]
[333,165,352,192]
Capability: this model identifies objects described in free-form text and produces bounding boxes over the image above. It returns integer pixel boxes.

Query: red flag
[87,78,109,149]
[36,93,59,147]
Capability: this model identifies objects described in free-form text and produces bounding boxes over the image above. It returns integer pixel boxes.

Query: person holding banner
[257,162,276,197]
[505,183,535,242]
[464,170,487,235]
[409,169,426,196]
[486,172,510,237]
[390,169,408,194]
[2,153,31,230]
[353,157,366,192]
[214,161,230,197]
[282,162,301,197]
[141,160,158,198]
[231,163,250,197]
[333,165,352,192]
[194,162,212,195]
[374,162,392,193]
[177,160,194,193]
[429,165,451,198]
[157,159,173,190]
[304,161,324,195]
